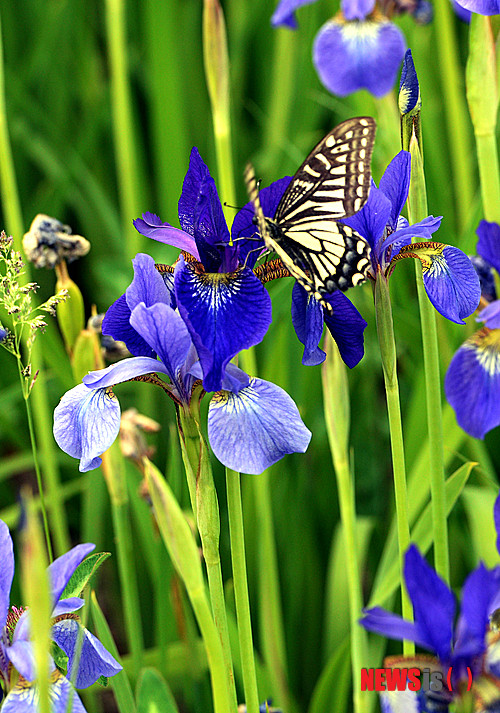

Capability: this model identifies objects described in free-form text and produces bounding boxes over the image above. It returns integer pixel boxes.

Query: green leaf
[136,668,179,713]
[462,486,500,567]
[307,637,351,713]
[62,552,111,599]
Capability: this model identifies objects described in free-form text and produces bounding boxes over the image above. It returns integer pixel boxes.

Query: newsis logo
[360,666,473,693]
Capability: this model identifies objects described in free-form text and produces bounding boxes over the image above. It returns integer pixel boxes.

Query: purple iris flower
[454,0,499,15]
[0,519,121,712]
[53,253,311,475]
[272,0,412,97]
[361,495,500,711]
[341,151,481,325]
[231,177,368,369]
[445,220,500,439]
[133,147,271,394]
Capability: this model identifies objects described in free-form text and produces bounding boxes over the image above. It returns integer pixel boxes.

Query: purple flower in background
[0,519,121,712]
[342,151,480,324]
[454,0,499,15]
[445,220,500,439]
[54,254,311,475]
[271,0,433,97]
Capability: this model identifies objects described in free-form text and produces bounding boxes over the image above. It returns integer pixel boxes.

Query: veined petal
[7,639,35,682]
[378,152,411,229]
[313,19,406,98]
[454,0,500,14]
[342,184,392,257]
[208,377,312,474]
[52,598,85,617]
[126,253,173,311]
[404,545,455,663]
[380,216,443,255]
[341,0,376,20]
[102,294,155,359]
[455,564,499,663]
[323,291,367,368]
[53,384,121,472]
[291,283,326,366]
[0,519,14,629]
[175,256,272,392]
[477,220,500,274]
[48,544,95,608]
[1,672,87,713]
[421,245,480,324]
[478,300,500,329]
[52,619,121,688]
[271,0,318,28]
[360,607,425,647]
[82,357,170,388]
[133,212,200,259]
[445,328,500,439]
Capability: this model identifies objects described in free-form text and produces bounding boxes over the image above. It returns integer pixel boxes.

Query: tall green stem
[374,275,414,655]
[226,468,260,713]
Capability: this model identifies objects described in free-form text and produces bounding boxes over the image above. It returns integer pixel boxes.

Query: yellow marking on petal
[466,327,500,376]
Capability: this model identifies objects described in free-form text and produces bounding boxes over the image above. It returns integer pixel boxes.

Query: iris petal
[378,151,411,229]
[291,283,326,366]
[133,212,200,259]
[53,384,121,472]
[271,0,318,28]
[445,329,500,438]
[313,19,406,98]
[208,377,312,474]
[477,220,500,274]
[478,300,500,329]
[421,246,480,324]
[175,256,271,392]
[52,619,122,688]
[341,0,376,20]
[342,184,392,256]
[455,564,499,662]
[48,544,95,608]
[0,519,14,629]
[102,294,154,359]
[454,0,500,14]
[323,291,367,368]
[360,607,426,646]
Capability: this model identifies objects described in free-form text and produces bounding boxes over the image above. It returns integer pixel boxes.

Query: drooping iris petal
[52,598,85,617]
[470,255,497,302]
[360,607,426,646]
[53,384,121,472]
[455,564,500,663]
[420,245,480,324]
[291,283,326,366]
[133,212,200,260]
[404,545,455,663]
[48,544,95,608]
[271,0,318,28]
[454,0,500,14]
[0,519,14,628]
[341,0,376,20]
[477,220,500,274]
[83,357,169,390]
[313,19,406,98]
[342,184,392,256]
[323,291,367,368]
[175,256,272,392]
[52,619,121,688]
[1,671,87,713]
[129,302,193,402]
[378,152,411,229]
[445,329,500,439]
[102,294,155,359]
[208,377,312,474]
[478,300,500,329]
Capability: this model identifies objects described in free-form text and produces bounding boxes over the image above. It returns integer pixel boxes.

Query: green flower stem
[105,0,144,259]
[405,130,449,583]
[433,0,475,228]
[178,405,237,713]
[0,9,69,558]
[101,444,144,672]
[226,468,260,713]
[203,0,236,221]
[321,335,368,713]
[374,274,414,655]
[466,14,500,223]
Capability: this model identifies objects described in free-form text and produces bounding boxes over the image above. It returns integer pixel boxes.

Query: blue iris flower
[361,494,500,712]
[271,0,432,98]
[0,519,121,712]
[454,0,499,15]
[341,150,481,325]
[53,253,311,475]
[445,220,500,439]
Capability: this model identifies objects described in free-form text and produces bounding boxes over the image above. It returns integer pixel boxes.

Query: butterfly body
[245,116,376,311]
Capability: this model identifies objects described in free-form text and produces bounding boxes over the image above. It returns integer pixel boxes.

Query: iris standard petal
[378,151,411,229]
[52,598,85,617]
[53,384,121,472]
[323,291,367,368]
[445,329,500,439]
[360,607,426,647]
[208,377,312,474]
[175,256,272,392]
[404,545,455,662]
[454,0,500,14]
[455,564,499,661]
[453,0,472,20]
[478,300,500,329]
[0,519,14,628]
[271,0,318,28]
[133,212,200,259]
[342,184,392,255]
[52,619,122,688]
[126,253,173,311]
[421,246,480,324]
[477,220,500,274]
[313,19,406,98]
[83,357,170,389]
[380,216,443,255]
[291,283,326,366]
[341,0,376,20]
[102,294,155,359]
[48,544,95,607]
